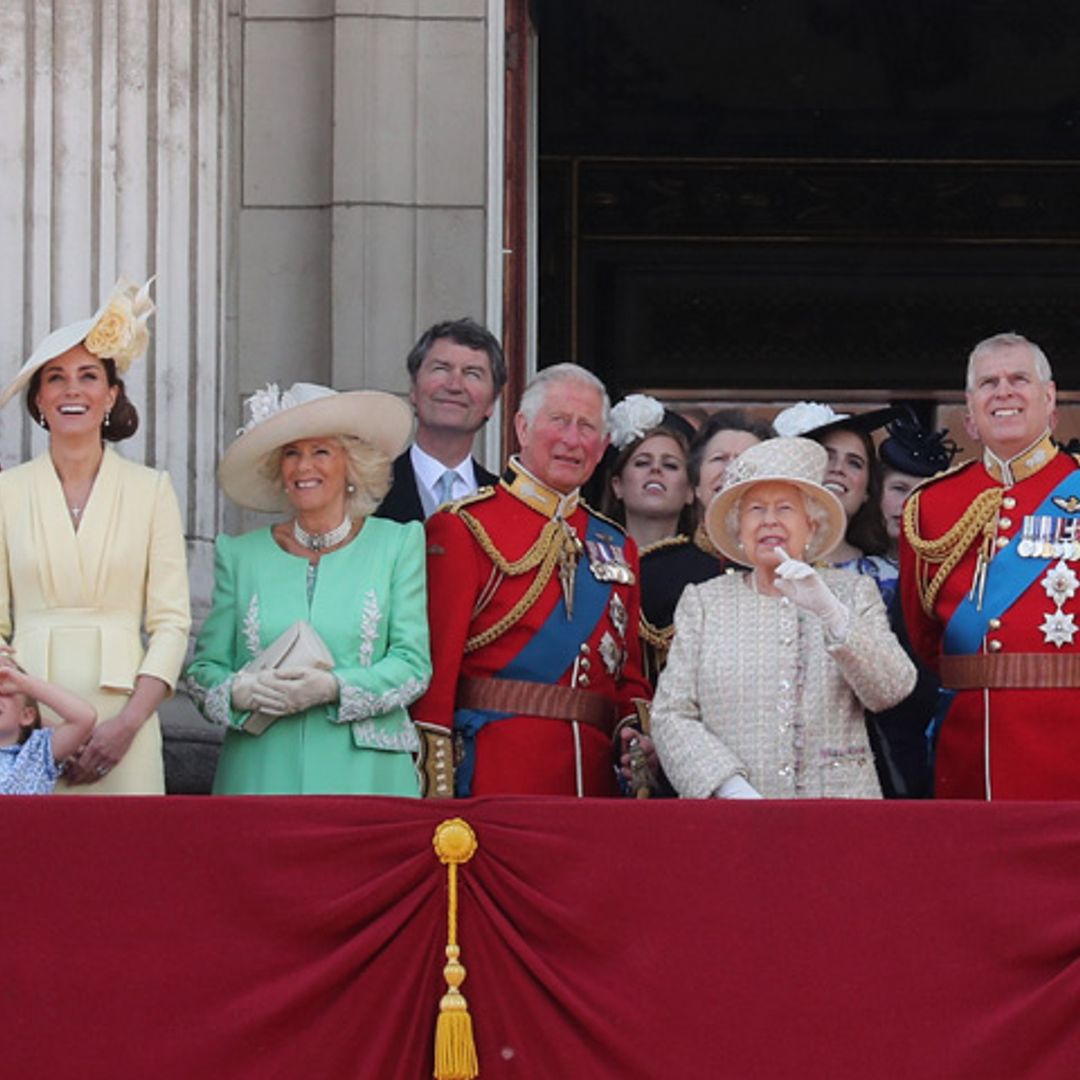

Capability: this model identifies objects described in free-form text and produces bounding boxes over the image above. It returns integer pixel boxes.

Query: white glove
[231,671,289,715]
[715,774,764,800]
[251,667,339,717]
[773,547,851,640]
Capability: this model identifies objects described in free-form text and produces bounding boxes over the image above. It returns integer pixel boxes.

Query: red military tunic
[411,458,650,796]
[900,434,1080,799]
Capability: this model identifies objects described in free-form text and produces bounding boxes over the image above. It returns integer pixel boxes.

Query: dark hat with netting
[879,409,958,478]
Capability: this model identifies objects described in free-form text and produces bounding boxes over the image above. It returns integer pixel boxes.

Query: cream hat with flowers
[218,382,413,512]
[0,277,155,409]
[705,437,846,563]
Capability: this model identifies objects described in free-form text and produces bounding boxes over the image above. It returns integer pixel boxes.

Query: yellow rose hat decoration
[0,276,155,409]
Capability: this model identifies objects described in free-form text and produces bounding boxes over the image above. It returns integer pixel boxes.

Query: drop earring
[103,410,111,428]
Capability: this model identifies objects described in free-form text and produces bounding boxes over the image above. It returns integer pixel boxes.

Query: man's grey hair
[966,332,1054,392]
[517,363,611,434]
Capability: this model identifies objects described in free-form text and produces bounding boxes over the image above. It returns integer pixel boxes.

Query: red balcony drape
[7,796,1080,1079]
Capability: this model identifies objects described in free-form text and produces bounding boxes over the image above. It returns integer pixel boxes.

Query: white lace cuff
[336,675,430,724]
[186,675,238,728]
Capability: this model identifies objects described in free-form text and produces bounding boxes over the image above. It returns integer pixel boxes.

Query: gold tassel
[433,818,479,1080]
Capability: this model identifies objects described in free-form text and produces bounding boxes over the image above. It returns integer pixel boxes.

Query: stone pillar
[237,0,499,433]
[0,0,230,614]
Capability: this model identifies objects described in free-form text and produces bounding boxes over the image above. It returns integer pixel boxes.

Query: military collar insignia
[502,456,580,519]
[983,432,1057,487]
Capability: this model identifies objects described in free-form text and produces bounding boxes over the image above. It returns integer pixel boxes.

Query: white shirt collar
[410,443,478,517]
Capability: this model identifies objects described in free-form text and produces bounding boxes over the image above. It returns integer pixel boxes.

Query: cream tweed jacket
[652,569,917,799]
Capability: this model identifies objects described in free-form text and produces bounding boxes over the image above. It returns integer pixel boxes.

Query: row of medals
[1017,515,1080,560]
[586,538,635,584]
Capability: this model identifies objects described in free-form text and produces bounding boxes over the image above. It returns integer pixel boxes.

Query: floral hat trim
[772,401,850,439]
[609,393,666,450]
[237,382,307,436]
[84,277,156,372]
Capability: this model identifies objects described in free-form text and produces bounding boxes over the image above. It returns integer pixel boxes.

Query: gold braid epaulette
[456,510,575,652]
[902,486,1004,616]
[639,614,674,650]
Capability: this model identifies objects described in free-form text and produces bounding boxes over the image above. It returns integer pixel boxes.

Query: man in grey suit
[376,318,506,523]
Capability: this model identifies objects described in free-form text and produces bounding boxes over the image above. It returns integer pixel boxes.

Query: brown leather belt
[456,675,619,734]
[940,653,1080,690]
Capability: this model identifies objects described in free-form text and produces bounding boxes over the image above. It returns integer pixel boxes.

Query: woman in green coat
[187,382,430,795]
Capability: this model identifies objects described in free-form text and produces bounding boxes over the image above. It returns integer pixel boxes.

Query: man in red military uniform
[412,363,651,797]
[900,332,1080,798]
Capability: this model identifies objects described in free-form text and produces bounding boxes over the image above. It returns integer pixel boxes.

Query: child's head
[0,665,41,746]
[14,693,41,744]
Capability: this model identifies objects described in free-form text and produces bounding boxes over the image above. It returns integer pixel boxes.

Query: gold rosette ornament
[84,277,156,372]
[432,818,479,1080]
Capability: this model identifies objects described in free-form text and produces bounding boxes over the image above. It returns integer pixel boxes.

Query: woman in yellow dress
[0,278,191,793]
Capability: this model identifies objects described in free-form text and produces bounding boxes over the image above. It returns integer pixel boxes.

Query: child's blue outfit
[0,729,58,794]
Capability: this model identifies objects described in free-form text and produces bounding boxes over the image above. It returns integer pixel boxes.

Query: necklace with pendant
[293,516,352,552]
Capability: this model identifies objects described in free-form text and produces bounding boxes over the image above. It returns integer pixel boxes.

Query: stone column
[238,0,498,443]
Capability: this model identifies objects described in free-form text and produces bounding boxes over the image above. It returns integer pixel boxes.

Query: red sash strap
[456,675,620,735]
[940,653,1080,689]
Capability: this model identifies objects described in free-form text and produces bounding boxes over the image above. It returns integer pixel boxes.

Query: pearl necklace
[293,516,352,552]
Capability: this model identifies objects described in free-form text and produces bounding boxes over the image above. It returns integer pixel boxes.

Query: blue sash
[944,469,1080,656]
[454,514,627,795]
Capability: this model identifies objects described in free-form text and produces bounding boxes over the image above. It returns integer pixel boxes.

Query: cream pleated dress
[0,448,191,794]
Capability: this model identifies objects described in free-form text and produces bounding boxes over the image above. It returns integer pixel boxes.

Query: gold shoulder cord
[639,613,674,650]
[902,486,1004,616]
[639,535,689,558]
[639,614,674,685]
[457,510,576,652]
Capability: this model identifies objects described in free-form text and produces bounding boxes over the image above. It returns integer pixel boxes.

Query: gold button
[579,643,590,654]
[578,673,590,686]
[995,536,1009,549]
[988,639,1003,652]
[998,517,1012,530]
[1002,497,1016,510]
[579,658,591,671]
[988,617,1002,630]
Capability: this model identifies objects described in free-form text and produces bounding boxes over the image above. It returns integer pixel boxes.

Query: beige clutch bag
[240,620,335,735]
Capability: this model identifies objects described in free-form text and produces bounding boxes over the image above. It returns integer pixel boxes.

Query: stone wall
[234,0,502,535]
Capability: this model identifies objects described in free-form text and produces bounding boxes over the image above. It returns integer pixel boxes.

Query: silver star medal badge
[1039,560,1079,648]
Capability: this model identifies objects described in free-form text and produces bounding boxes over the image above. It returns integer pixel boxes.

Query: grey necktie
[436,468,459,507]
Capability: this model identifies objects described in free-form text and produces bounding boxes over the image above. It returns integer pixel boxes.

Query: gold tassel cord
[458,511,582,652]
[902,488,1004,616]
[433,818,480,1080]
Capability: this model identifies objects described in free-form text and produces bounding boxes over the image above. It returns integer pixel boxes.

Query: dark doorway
[536,0,1080,401]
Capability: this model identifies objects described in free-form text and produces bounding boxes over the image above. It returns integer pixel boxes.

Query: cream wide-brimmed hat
[0,277,155,409]
[218,382,413,512]
[705,437,847,563]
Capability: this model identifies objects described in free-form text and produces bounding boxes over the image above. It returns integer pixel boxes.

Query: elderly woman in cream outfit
[651,437,916,799]
[0,279,190,793]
